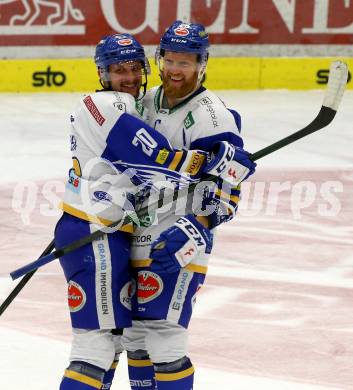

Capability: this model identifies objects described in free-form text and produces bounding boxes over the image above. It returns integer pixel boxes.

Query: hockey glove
[150,214,213,273]
[204,141,256,186]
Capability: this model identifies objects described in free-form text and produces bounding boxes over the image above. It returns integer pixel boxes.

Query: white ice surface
[0,327,341,390]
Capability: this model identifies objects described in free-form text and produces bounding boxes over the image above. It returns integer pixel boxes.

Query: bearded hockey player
[122,21,256,390]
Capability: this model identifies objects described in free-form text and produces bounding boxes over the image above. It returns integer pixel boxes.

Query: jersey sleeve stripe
[168,151,184,170]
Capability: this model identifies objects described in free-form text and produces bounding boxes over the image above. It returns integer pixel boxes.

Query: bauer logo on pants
[68,281,86,312]
[137,271,163,303]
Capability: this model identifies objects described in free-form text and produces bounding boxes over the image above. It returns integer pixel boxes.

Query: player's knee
[111,328,124,357]
[70,328,116,371]
[60,361,105,389]
[101,330,124,390]
[145,323,188,363]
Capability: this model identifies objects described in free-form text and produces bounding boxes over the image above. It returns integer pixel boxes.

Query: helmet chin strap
[97,67,112,91]
[98,79,113,91]
[136,68,148,100]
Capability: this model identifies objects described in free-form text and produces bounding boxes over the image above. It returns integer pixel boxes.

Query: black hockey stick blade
[250,60,348,162]
[0,239,55,317]
[250,106,336,161]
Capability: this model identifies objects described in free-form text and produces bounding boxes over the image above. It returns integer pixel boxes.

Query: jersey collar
[154,85,206,114]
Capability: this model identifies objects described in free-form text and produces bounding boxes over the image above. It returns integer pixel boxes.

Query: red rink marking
[1,169,353,386]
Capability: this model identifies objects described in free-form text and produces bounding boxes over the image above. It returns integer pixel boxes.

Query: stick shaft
[0,240,55,316]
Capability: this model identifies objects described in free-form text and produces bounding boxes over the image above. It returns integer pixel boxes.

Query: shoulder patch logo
[198,97,213,105]
[184,112,195,129]
[113,101,126,112]
[83,96,105,126]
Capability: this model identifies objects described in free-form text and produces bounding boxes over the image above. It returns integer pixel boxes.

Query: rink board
[1,57,352,92]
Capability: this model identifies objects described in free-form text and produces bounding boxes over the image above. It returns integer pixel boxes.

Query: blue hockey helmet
[94,33,150,96]
[156,21,209,83]
[158,20,209,62]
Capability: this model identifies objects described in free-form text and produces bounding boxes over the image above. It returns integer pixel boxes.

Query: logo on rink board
[137,271,163,303]
[68,280,86,312]
[32,67,66,87]
[316,69,352,85]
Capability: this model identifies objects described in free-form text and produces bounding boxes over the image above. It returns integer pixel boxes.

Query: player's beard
[163,71,199,100]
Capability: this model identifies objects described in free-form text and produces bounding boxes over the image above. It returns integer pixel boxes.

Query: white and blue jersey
[55,90,210,330]
[130,86,243,328]
[61,91,208,227]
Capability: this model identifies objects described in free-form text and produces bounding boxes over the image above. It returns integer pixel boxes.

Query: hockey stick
[251,61,347,160]
[2,61,348,313]
[0,240,55,316]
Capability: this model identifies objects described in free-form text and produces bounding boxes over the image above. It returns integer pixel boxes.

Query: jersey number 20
[132,129,158,157]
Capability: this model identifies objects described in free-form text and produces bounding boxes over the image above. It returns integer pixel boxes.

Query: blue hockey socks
[101,359,119,390]
[127,350,156,390]
[59,361,104,389]
[154,356,194,390]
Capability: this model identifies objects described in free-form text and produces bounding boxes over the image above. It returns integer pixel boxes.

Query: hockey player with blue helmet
[56,32,217,390]
[123,21,256,390]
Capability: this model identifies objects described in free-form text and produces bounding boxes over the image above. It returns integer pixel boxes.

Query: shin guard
[59,361,104,389]
[154,356,194,390]
[101,359,119,390]
[127,350,156,390]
